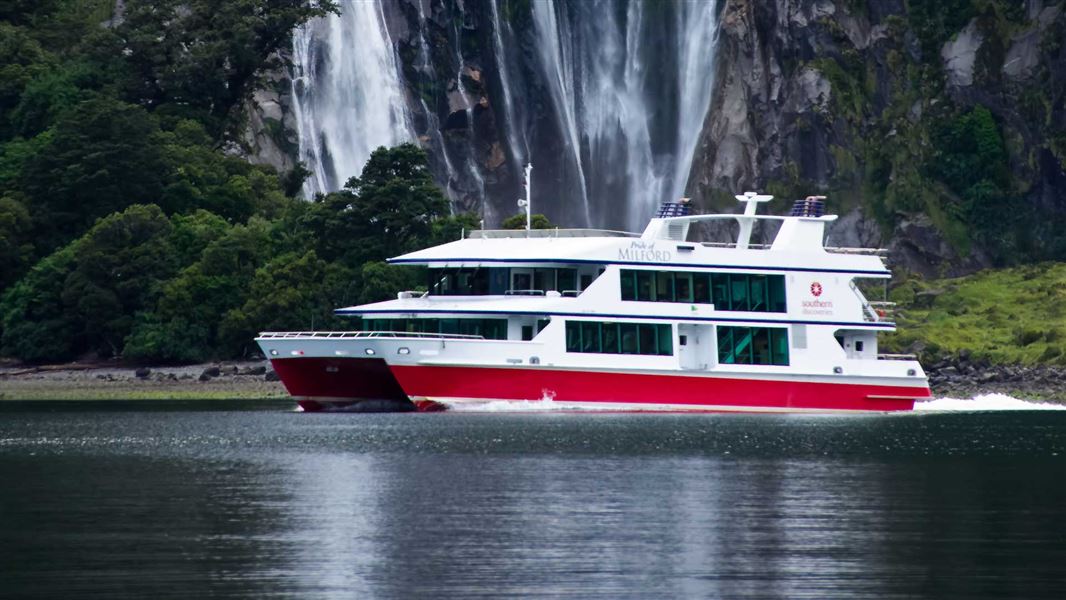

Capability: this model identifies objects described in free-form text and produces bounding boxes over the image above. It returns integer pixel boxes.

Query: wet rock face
[941,19,983,87]
[243,0,1064,274]
[688,0,1066,275]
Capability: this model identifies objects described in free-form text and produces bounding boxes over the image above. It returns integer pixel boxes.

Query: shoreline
[0,360,288,401]
[3,359,1065,404]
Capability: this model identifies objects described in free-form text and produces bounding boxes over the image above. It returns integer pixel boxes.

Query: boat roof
[389,193,888,276]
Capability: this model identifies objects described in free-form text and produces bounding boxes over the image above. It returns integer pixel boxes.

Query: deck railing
[467,228,640,239]
[257,331,485,340]
[877,353,918,361]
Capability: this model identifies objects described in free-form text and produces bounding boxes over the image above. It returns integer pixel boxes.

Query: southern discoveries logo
[618,240,672,262]
[802,281,834,315]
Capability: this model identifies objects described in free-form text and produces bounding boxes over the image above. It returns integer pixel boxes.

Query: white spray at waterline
[915,393,1066,412]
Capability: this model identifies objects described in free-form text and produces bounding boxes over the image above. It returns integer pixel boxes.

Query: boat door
[678,324,711,370]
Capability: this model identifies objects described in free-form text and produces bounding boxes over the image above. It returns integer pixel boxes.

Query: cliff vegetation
[0,2,475,363]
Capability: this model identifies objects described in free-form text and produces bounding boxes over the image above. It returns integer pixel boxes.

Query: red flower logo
[810,282,823,297]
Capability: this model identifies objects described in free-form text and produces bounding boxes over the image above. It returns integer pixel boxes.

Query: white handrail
[256,331,485,340]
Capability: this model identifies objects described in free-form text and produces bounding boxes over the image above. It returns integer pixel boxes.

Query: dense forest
[0,1,481,363]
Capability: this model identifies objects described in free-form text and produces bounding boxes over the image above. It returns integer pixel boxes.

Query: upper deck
[388,193,890,277]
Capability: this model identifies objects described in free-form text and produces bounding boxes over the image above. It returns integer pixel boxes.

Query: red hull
[270,357,413,412]
[271,357,929,412]
[390,365,927,412]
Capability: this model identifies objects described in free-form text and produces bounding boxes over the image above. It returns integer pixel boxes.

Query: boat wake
[440,393,1066,413]
[915,393,1066,412]
[442,396,590,413]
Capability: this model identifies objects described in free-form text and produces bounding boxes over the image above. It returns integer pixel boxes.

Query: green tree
[0,22,53,139]
[300,143,450,267]
[0,204,175,361]
[157,120,290,222]
[0,245,78,361]
[21,97,167,252]
[356,261,421,305]
[125,218,275,362]
[501,213,555,230]
[0,195,33,290]
[118,0,338,134]
[929,105,1021,259]
[217,250,355,356]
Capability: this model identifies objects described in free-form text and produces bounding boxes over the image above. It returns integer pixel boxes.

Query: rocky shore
[924,351,1066,401]
[0,360,287,400]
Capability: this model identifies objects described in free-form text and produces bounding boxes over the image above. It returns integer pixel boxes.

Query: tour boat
[257,190,931,413]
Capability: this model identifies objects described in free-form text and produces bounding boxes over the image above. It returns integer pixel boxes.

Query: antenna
[517,163,532,231]
[734,191,774,249]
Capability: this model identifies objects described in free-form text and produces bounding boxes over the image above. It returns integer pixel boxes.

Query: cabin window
[512,272,532,292]
[675,272,693,302]
[557,269,577,293]
[636,271,655,301]
[620,269,786,312]
[620,270,636,300]
[717,326,789,365]
[565,321,672,356]
[363,318,508,340]
[533,268,556,292]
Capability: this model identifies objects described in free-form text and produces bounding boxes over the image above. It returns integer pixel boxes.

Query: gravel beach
[0,361,288,400]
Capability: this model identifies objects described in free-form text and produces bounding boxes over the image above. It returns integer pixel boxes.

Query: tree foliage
[0,3,466,364]
[117,0,338,134]
[501,213,556,230]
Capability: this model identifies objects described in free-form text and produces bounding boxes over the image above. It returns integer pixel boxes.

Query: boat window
[729,276,749,311]
[557,268,577,293]
[620,269,786,313]
[656,272,674,302]
[636,271,655,301]
[363,318,508,340]
[581,322,601,353]
[428,268,492,295]
[717,326,789,365]
[533,268,557,292]
[565,321,672,356]
[512,271,532,291]
[675,272,693,302]
[521,325,534,341]
[620,271,636,300]
[602,322,620,353]
[694,274,711,304]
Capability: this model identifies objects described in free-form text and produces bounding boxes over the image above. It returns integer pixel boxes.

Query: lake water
[1,399,1065,599]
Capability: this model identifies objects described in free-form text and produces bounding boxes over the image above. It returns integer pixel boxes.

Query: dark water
[1,401,1065,599]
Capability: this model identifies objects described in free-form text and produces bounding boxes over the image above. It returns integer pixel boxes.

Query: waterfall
[291,0,413,196]
[527,0,719,230]
[289,0,720,230]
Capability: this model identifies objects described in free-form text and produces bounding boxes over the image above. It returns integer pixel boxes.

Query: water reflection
[1,405,1065,598]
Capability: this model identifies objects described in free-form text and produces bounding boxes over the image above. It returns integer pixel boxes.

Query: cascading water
[289,0,719,230]
[526,0,719,230]
[291,0,413,196]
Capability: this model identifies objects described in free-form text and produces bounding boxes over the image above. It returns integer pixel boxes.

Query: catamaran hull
[269,357,930,413]
[270,357,414,412]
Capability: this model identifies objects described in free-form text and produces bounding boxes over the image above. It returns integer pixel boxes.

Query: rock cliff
[690,0,1065,275]
[248,0,1066,275]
